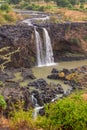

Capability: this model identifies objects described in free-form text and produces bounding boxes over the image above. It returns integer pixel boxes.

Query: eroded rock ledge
[0,22,87,68]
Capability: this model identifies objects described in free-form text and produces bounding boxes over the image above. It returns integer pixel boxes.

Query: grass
[0,10,23,25]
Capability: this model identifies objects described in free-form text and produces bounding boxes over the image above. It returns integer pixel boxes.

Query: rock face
[0,22,87,68]
[0,25,36,68]
[48,22,87,61]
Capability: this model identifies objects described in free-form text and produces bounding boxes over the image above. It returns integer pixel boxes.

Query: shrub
[39,6,45,11]
[69,38,80,46]
[80,4,84,9]
[0,95,6,110]
[55,0,70,7]
[4,14,13,21]
[0,81,4,87]
[37,93,87,130]
[10,109,36,130]
[83,36,87,41]
[0,4,11,12]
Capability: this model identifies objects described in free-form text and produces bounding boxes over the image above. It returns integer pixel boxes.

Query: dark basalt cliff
[0,22,87,68]
[0,25,36,68]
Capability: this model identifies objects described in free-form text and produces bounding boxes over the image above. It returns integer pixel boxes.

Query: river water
[32,59,87,90]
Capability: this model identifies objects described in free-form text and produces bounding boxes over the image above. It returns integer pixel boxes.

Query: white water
[22,12,49,26]
[32,94,38,106]
[33,106,43,119]
[32,94,43,119]
[34,27,54,66]
[34,27,44,66]
[43,28,54,65]
[22,12,54,67]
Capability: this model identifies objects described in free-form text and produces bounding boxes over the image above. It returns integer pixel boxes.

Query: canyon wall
[0,22,87,68]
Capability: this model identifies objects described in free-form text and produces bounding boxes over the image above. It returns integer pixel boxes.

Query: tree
[44,0,51,3]
[7,0,21,4]
[80,0,86,3]
[69,0,79,5]
[55,0,70,7]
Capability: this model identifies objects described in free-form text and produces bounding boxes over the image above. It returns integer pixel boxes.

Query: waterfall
[22,12,54,66]
[32,94,38,107]
[43,28,54,65]
[31,94,43,119]
[34,27,44,66]
[34,27,54,66]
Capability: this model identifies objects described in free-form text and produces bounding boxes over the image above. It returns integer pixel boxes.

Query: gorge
[0,10,87,120]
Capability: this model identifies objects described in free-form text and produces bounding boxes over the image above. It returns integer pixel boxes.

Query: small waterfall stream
[32,94,43,119]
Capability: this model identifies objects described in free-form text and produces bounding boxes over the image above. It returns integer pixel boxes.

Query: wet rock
[28,79,48,90]
[62,68,70,75]
[56,84,64,94]
[5,82,19,88]
[21,68,36,80]
[51,68,58,73]
[29,79,64,105]
[47,74,59,79]
[31,90,44,106]
[39,108,45,116]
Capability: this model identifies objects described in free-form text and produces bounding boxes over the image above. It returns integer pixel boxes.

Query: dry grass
[32,2,87,22]
[61,8,87,21]
[82,94,87,101]
[45,7,87,21]
[0,11,23,25]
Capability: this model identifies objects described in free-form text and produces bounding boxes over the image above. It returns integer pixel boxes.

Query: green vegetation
[20,3,46,11]
[0,95,6,110]
[6,0,87,10]
[0,3,11,11]
[10,109,35,130]
[0,3,22,25]
[55,0,87,8]
[9,93,87,130]
[37,93,87,130]
[69,38,80,46]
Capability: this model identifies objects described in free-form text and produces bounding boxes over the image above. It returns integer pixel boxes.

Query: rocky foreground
[0,65,87,117]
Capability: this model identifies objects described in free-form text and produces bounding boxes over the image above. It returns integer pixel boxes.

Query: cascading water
[34,27,44,66]
[34,27,54,66]
[22,11,54,66]
[32,94,43,119]
[43,28,54,65]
